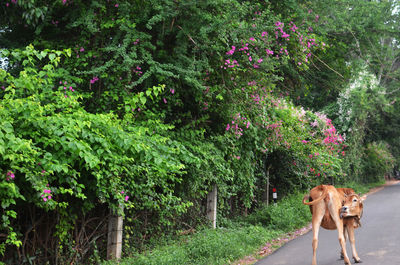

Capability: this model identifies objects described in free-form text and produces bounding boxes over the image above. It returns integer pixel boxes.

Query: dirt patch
[231,180,399,265]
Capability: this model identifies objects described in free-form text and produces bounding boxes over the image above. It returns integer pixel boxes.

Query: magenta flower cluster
[223,59,239,69]
[5,171,15,181]
[223,14,325,73]
[90,76,99,84]
[133,66,143,76]
[41,188,52,202]
[120,191,129,202]
[226,113,251,137]
[59,80,75,98]
[5,0,17,7]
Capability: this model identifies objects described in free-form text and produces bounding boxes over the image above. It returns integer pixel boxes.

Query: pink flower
[115,4,119,7]
[90,76,99,84]
[282,32,290,38]
[6,171,15,179]
[121,191,125,194]
[80,47,84,52]
[170,88,175,94]
[261,32,267,37]
[226,124,230,131]
[124,195,129,202]
[257,58,263,63]
[62,0,67,4]
[266,49,274,55]
[163,98,167,104]
[249,37,255,41]
[249,56,252,62]
[226,46,236,55]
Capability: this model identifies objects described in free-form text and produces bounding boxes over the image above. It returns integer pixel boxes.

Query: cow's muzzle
[340,206,348,218]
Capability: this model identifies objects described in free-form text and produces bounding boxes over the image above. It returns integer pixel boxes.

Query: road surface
[256,182,400,265]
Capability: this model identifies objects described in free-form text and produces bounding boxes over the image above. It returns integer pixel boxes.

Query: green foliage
[0,45,190,259]
[363,142,395,182]
[245,192,311,232]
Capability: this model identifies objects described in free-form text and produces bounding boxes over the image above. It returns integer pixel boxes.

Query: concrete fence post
[266,164,272,207]
[107,206,123,260]
[207,184,217,229]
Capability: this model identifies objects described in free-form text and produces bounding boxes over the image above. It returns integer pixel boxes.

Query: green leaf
[49,53,56,61]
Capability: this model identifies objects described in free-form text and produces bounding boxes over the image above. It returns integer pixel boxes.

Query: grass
[337,180,385,194]
[109,226,281,265]
[104,181,386,265]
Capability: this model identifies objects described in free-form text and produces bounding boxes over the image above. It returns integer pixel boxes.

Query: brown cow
[303,185,366,265]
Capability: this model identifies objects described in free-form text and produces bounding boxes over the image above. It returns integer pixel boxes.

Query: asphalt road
[256,182,400,265]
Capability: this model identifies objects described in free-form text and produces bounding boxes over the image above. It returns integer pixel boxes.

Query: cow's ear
[360,195,367,202]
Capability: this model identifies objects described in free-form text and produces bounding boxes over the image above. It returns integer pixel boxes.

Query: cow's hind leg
[329,204,351,264]
[311,203,325,265]
[337,224,351,264]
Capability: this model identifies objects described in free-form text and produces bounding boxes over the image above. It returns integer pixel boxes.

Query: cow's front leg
[340,227,348,259]
[347,225,362,263]
[337,225,351,264]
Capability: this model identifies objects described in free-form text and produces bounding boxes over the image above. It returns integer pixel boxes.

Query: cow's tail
[302,185,328,205]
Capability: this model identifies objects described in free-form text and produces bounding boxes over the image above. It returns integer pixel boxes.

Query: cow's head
[340,194,367,219]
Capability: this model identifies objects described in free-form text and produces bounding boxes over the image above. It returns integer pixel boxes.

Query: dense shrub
[363,142,395,182]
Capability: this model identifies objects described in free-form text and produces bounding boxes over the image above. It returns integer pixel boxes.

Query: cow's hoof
[353,257,363,263]
[340,252,344,259]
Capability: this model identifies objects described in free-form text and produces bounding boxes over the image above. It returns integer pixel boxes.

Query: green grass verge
[337,180,385,194]
[104,182,385,265]
[104,226,281,265]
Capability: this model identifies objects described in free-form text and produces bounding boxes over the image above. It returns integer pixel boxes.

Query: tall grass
[108,226,281,265]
